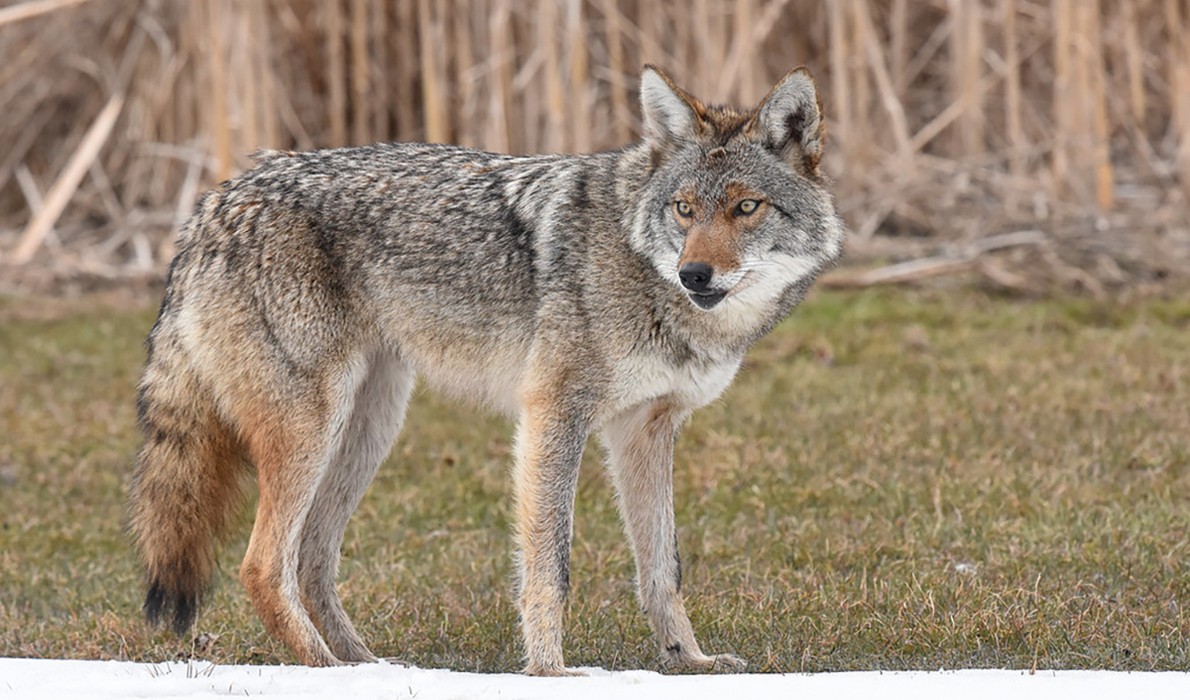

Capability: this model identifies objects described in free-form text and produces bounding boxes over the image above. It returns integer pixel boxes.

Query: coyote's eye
[735,199,761,216]
[674,201,693,219]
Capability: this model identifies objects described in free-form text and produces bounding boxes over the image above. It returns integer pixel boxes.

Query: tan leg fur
[600,399,746,673]
[512,384,593,676]
[236,356,371,667]
[297,352,415,663]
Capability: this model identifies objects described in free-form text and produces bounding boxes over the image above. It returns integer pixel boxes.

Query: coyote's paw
[523,663,586,677]
[662,648,747,674]
[335,648,378,665]
[704,653,747,673]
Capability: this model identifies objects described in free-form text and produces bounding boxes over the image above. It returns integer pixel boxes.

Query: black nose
[679,262,714,293]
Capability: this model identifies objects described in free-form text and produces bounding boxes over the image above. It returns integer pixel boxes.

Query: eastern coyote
[128,64,844,675]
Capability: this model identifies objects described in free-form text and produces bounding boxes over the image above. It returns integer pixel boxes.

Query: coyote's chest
[609,352,742,415]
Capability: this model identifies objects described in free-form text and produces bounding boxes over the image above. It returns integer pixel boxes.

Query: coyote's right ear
[640,65,703,147]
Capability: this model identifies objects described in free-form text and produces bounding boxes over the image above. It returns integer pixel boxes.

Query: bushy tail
[128,338,249,636]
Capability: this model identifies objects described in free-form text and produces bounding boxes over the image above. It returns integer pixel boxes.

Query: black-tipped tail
[144,578,199,636]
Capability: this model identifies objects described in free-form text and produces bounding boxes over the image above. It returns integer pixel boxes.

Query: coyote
[128,65,844,675]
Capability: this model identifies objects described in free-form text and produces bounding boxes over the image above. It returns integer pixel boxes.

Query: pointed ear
[640,65,702,146]
[750,67,824,174]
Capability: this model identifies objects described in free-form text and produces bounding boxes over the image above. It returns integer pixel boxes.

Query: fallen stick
[8,94,124,265]
[0,0,92,28]
[822,230,1048,288]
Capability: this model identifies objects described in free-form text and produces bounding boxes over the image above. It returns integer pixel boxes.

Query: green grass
[1,288,1188,672]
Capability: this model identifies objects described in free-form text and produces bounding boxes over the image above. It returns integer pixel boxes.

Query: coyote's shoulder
[129,64,844,675]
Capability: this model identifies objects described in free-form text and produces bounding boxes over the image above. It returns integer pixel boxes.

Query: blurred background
[1,0,1187,295]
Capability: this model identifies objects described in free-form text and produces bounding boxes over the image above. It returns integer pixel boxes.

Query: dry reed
[0,0,1186,292]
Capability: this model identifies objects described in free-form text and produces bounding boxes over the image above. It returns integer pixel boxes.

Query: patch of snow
[1,657,1188,700]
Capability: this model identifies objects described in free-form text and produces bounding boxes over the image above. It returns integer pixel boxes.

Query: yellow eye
[735,199,760,216]
[674,201,693,218]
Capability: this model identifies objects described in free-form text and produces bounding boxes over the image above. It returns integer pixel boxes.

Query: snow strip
[2,657,1189,700]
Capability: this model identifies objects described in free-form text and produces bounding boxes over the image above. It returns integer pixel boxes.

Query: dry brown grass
[2,287,1188,670]
[0,1,1187,290]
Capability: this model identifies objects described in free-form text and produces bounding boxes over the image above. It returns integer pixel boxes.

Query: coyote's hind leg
[237,360,371,667]
[298,351,415,663]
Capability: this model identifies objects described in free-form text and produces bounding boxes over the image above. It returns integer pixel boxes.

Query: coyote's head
[632,65,844,313]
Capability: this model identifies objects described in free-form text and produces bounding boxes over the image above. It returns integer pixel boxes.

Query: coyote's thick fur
[128,65,844,675]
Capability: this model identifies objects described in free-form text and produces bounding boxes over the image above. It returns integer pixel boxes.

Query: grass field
[1,287,1187,673]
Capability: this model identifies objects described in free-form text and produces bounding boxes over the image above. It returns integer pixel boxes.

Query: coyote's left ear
[750,67,823,175]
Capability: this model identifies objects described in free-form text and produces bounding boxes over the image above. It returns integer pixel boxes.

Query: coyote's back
[128,142,590,637]
[128,64,844,674]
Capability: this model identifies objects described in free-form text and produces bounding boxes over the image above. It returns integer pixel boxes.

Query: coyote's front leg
[600,399,747,673]
[512,386,592,676]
